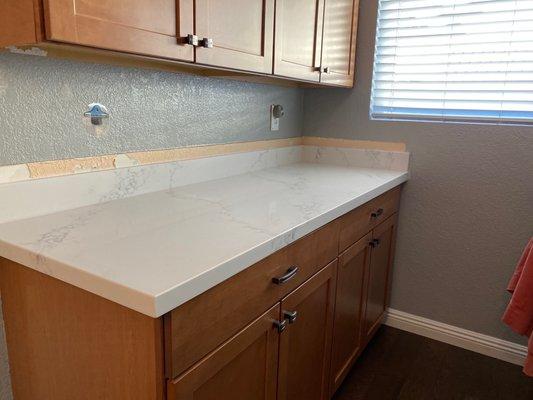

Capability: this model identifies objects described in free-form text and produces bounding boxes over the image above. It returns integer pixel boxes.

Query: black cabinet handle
[371,208,384,219]
[272,266,298,285]
[283,310,298,324]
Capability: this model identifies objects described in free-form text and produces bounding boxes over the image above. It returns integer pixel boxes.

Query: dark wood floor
[333,326,533,400]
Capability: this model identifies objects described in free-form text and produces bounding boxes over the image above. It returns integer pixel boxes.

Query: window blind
[370,0,533,124]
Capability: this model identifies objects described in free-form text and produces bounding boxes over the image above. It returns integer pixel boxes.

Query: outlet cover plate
[270,105,280,131]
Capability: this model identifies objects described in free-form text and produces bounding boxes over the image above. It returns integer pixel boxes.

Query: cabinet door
[274,0,325,82]
[194,0,274,73]
[320,0,360,87]
[167,304,280,400]
[330,232,371,395]
[362,214,398,344]
[44,0,194,61]
[278,260,337,400]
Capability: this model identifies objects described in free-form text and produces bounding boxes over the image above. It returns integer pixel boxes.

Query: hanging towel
[502,238,533,376]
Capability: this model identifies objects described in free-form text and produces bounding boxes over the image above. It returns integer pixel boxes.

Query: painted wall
[304,0,533,344]
[0,52,303,166]
[0,52,304,399]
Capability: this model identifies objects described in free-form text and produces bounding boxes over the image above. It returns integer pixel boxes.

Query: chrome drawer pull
[273,319,287,333]
[369,239,381,248]
[283,310,298,324]
[272,266,298,285]
[371,208,384,219]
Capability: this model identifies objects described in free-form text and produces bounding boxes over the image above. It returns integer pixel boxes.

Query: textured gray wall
[0,52,303,166]
[0,52,303,399]
[304,0,533,344]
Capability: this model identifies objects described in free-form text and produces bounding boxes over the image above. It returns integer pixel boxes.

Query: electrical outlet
[270,104,284,131]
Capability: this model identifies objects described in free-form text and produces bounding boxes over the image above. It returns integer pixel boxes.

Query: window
[370,0,533,124]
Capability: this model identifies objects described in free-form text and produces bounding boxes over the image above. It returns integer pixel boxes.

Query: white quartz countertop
[0,157,408,317]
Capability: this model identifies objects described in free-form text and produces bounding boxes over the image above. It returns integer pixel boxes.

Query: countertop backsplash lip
[0,145,303,224]
[0,144,408,225]
[0,143,409,317]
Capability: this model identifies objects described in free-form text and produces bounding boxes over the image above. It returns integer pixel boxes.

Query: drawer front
[167,304,280,400]
[165,219,340,379]
[339,186,401,252]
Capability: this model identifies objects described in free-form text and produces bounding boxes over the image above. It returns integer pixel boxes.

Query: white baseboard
[384,308,527,366]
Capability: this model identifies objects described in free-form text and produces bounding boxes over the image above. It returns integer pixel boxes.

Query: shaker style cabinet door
[167,304,280,400]
[362,215,398,344]
[320,0,360,87]
[277,260,337,400]
[194,0,275,73]
[273,0,325,82]
[44,0,194,61]
[330,232,371,395]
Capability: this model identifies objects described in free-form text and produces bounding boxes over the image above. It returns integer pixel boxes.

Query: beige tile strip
[0,136,405,185]
[302,136,406,152]
[128,137,303,165]
[23,138,302,181]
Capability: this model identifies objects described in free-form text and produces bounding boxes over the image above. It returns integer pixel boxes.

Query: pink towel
[502,238,533,376]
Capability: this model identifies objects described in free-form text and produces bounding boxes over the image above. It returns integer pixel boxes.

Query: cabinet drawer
[339,186,401,252]
[164,219,340,379]
[167,304,280,400]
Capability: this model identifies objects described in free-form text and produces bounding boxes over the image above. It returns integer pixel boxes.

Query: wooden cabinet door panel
[44,0,194,61]
[363,215,398,343]
[320,0,360,87]
[165,220,338,379]
[167,304,280,400]
[195,0,274,73]
[278,260,337,400]
[330,232,371,395]
[274,0,324,82]
[339,186,401,253]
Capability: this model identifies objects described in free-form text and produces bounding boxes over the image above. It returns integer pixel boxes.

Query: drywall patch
[27,157,115,179]
[6,46,47,57]
[0,164,30,184]
[113,154,140,168]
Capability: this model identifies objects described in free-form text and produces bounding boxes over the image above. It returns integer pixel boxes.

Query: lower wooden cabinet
[330,232,372,394]
[278,260,337,400]
[180,209,398,400]
[362,215,398,344]
[0,188,401,400]
[168,260,338,400]
[167,304,280,400]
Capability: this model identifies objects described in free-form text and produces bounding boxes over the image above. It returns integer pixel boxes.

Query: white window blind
[370,0,533,124]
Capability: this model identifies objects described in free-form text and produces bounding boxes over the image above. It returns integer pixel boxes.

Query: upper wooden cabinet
[320,0,360,86]
[2,0,360,86]
[44,0,194,61]
[194,0,275,73]
[273,0,325,82]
